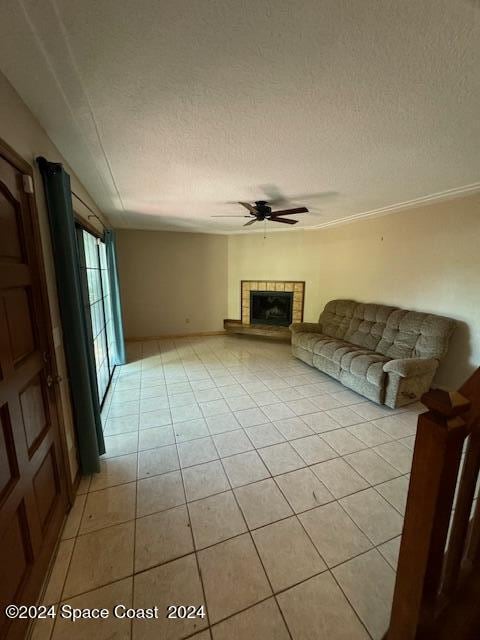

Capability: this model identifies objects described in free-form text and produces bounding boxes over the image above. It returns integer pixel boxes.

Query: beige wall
[0,72,108,483]
[228,194,480,388]
[117,230,228,338]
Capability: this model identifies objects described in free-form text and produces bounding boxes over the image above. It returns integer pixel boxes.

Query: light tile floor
[34,335,427,640]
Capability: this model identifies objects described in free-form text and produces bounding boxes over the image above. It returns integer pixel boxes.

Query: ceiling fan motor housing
[254,201,271,217]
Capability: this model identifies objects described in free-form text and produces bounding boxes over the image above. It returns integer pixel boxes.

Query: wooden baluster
[466,497,480,568]
[459,368,480,424]
[386,389,470,640]
[459,368,480,572]
[442,424,480,595]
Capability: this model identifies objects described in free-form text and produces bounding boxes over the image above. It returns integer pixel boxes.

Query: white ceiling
[1,0,479,233]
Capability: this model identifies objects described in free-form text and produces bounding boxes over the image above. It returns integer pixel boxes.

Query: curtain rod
[72,191,109,230]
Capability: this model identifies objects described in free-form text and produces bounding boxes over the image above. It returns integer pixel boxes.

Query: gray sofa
[290,300,455,408]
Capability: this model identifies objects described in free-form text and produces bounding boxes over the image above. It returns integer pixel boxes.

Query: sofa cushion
[346,352,389,386]
[292,331,329,350]
[312,338,389,386]
[313,337,356,361]
[339,370,384,404]
[344,303,397,351]
[318,300,356,340]
[319,300,455,361]
[376,310,455,360]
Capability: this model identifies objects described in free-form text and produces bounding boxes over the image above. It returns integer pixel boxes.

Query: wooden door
[0,142,68,640]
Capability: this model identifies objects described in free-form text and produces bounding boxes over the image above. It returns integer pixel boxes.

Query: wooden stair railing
[384,368,480,640]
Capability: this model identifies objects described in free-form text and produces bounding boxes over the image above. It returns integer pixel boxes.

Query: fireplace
[250,291,293,326]
[240,281,305,326]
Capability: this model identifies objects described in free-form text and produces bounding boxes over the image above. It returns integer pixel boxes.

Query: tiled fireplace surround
[241,281,305,325]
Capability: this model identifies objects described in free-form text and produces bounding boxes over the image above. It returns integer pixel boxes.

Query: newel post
[385,388,470,640]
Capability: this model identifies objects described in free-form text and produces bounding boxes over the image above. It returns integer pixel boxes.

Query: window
[77,228,116,405]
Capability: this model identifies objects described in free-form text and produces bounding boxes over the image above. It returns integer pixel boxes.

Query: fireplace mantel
[241,280,305,325]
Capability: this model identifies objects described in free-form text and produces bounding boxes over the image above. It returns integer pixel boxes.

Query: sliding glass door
[77,227,117,405]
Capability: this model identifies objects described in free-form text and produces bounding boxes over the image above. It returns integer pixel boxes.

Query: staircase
[384,368,480,639]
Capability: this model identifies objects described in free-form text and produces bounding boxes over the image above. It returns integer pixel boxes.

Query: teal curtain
[105,230,126,365]
[37,157,105,474]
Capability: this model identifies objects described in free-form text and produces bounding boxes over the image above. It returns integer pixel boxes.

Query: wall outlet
[185,318,190,324]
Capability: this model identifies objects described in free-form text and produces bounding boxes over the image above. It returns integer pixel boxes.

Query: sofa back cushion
[319,300,394,350]
[318,300,356,340]
[376,309,455,360]
[319,300,455,360]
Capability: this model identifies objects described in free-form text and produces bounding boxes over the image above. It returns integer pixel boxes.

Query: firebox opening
[250,291,294,326]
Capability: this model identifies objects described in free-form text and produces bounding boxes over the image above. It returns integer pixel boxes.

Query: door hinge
[22,174,34,194]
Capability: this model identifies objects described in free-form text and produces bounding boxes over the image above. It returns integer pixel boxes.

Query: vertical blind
[77,229,117,404]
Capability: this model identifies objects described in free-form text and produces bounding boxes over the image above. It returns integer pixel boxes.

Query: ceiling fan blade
[243,219,257,227]
[270,217,298,225]
[271,207,308,216]
[211,215,252,218]
[238,201,257,214]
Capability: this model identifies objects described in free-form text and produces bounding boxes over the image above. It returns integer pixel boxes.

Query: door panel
[0,404,18,503]
[0,504,32,614]
[4,289,35,364]
[33,446,59,530]
[20,374,49,451]
[0,146,67,639]
[0,184,24,262]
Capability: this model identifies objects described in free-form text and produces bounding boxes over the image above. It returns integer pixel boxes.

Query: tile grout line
[47,467,92,639]
[105,400,413,452]
[42,523,401,619]
[269,463,377,639]
[328,567,376,640]
[209,341,379,637]
[104,411,413,450]
[130,348,142,640]
[207,422,295,640]
[59,336,420,638]
[52,362,128,638]
[77,412,410,542]
[174,346,213,637]
[84,444,406,510]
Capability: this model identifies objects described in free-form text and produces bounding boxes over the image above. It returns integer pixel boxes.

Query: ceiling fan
[212,200,309,226]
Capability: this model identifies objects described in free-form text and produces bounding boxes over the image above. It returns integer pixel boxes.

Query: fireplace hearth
[250,291,293,326]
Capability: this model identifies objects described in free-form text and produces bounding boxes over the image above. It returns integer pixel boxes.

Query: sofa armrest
[290,322,323,334]
[383,357,438,378]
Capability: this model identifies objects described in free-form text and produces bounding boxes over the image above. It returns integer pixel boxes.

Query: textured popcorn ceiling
[0,0,479,233]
